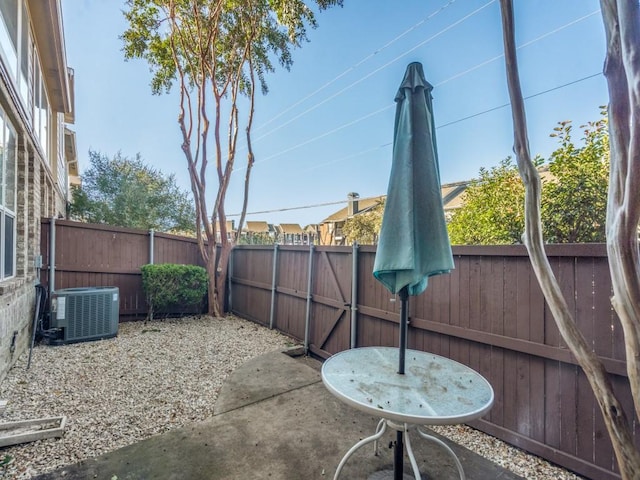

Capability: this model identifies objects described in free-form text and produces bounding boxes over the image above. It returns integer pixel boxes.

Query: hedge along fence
[141,264,208,318]
[229,243,637,480]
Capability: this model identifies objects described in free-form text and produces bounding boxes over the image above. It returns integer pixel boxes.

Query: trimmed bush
[141,264,208,318]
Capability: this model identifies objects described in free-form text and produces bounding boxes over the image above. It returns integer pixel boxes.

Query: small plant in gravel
[141,264,208,319]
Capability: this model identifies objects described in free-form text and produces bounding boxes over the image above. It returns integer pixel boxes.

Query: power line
[303,144,387,172]
[254,104,394,165]
[435,10,599,88]
[246,71,602,171]
[437,72,603,129]
[252,0,497,144]
[229,72,603,219]
[227,199,348,217]
[251,7,599,163]
[276,71,602,174]
[254,0,457,133]
[229,72,604,222]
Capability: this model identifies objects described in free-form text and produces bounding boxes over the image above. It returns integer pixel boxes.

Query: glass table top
[321,346,494,425]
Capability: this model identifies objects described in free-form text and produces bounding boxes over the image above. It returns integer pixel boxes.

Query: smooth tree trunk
[205,245,219,317]
[599,0,640,422]
[499,1,640,478]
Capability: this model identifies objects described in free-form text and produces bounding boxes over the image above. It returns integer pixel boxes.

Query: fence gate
[307,248,353,358]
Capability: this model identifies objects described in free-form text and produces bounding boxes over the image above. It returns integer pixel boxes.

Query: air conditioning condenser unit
[49,287,119,345]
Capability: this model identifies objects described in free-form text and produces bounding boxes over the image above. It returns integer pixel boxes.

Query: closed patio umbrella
[372,61,454,479]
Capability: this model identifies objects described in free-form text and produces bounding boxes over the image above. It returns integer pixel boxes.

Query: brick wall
[0,281,35,383]
[0,141,41,381]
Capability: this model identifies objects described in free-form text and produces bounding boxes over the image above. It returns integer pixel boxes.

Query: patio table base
[333,419,465,480]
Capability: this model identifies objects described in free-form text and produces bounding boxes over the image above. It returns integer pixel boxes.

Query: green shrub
[141,263,208,318]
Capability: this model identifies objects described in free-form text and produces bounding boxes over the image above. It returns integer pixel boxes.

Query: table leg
[416,428,466,480]
[333,420,388,480]
[373,419,386,456]
[402,424,422,480]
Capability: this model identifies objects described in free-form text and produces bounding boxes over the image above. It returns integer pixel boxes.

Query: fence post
[48,217,56,299]
[269,244,279,329]
[149,229,155,264]
[350,241,358,349]
[304,244,315,354]
[228,247,234,313]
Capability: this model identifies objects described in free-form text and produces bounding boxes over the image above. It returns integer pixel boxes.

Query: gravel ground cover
[0,315,584,479]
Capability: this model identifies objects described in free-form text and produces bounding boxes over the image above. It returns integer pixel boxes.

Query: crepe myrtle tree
[122,0,342,316]
[500,0,640,477]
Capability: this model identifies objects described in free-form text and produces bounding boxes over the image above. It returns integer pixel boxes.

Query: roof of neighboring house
[278,224,303,235]
[321,196,386,223]
[215,220,235,232]
[321,180,479,225]
[245,221,270,233]
[441,181,470,211]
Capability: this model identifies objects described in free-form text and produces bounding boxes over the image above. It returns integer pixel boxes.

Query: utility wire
[248,71,602,170]
[437,72,603,129]
[252,6,598,156]
[435,10,599,87]
[267,71,603,175]
[255,104,394,165]
[254,0,457,132]
[227,199,350,217]
[252,0,497,144]
[227,72,602,217]
[230,71,604,220]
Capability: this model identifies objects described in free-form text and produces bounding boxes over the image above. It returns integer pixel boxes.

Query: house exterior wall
[0,0,73,382]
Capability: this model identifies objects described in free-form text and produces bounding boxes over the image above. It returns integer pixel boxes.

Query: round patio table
[321,346,494,480]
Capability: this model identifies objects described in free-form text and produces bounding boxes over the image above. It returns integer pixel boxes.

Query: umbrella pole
[394,286,409,479]
[398,286,408,374]
[394,429,404,480]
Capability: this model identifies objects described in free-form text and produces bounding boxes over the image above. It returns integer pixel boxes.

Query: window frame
[0,111,17,281]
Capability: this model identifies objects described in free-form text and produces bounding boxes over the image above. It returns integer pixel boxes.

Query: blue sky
[61,0,608,227]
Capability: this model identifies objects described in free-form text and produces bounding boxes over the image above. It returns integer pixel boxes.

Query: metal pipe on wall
[350,242,359,349]
[48,217,56,299]
[269,244,279,329]
[304,244,315,354]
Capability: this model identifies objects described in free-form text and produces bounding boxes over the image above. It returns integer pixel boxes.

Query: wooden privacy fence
[38,219,638,479]
[229,243,638,480]
[40,219,206,316]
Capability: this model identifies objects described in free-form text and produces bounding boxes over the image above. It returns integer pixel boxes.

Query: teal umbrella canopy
[373,62,454,296]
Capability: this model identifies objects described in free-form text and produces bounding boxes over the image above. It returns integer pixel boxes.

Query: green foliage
[141,263,208,316]
[447,110,610,245]
[447,157,531,245]
[69,150,196,233]
[542,111,609,243]
[122,0,343,97]
[342,199,385,245]
[237,232,275,245]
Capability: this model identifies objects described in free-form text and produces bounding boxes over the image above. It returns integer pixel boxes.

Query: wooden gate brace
[269,244,279,329]
[304,244,315,354]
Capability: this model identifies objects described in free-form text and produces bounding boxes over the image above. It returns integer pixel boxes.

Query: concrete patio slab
[34,350,524,480]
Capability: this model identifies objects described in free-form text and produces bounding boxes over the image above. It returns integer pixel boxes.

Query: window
[32,53,49,161]
[18,1,29,106]
[0,2,30,112]
[0,0,18,80]
[0,110,17,280]
[57,113,67,195]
